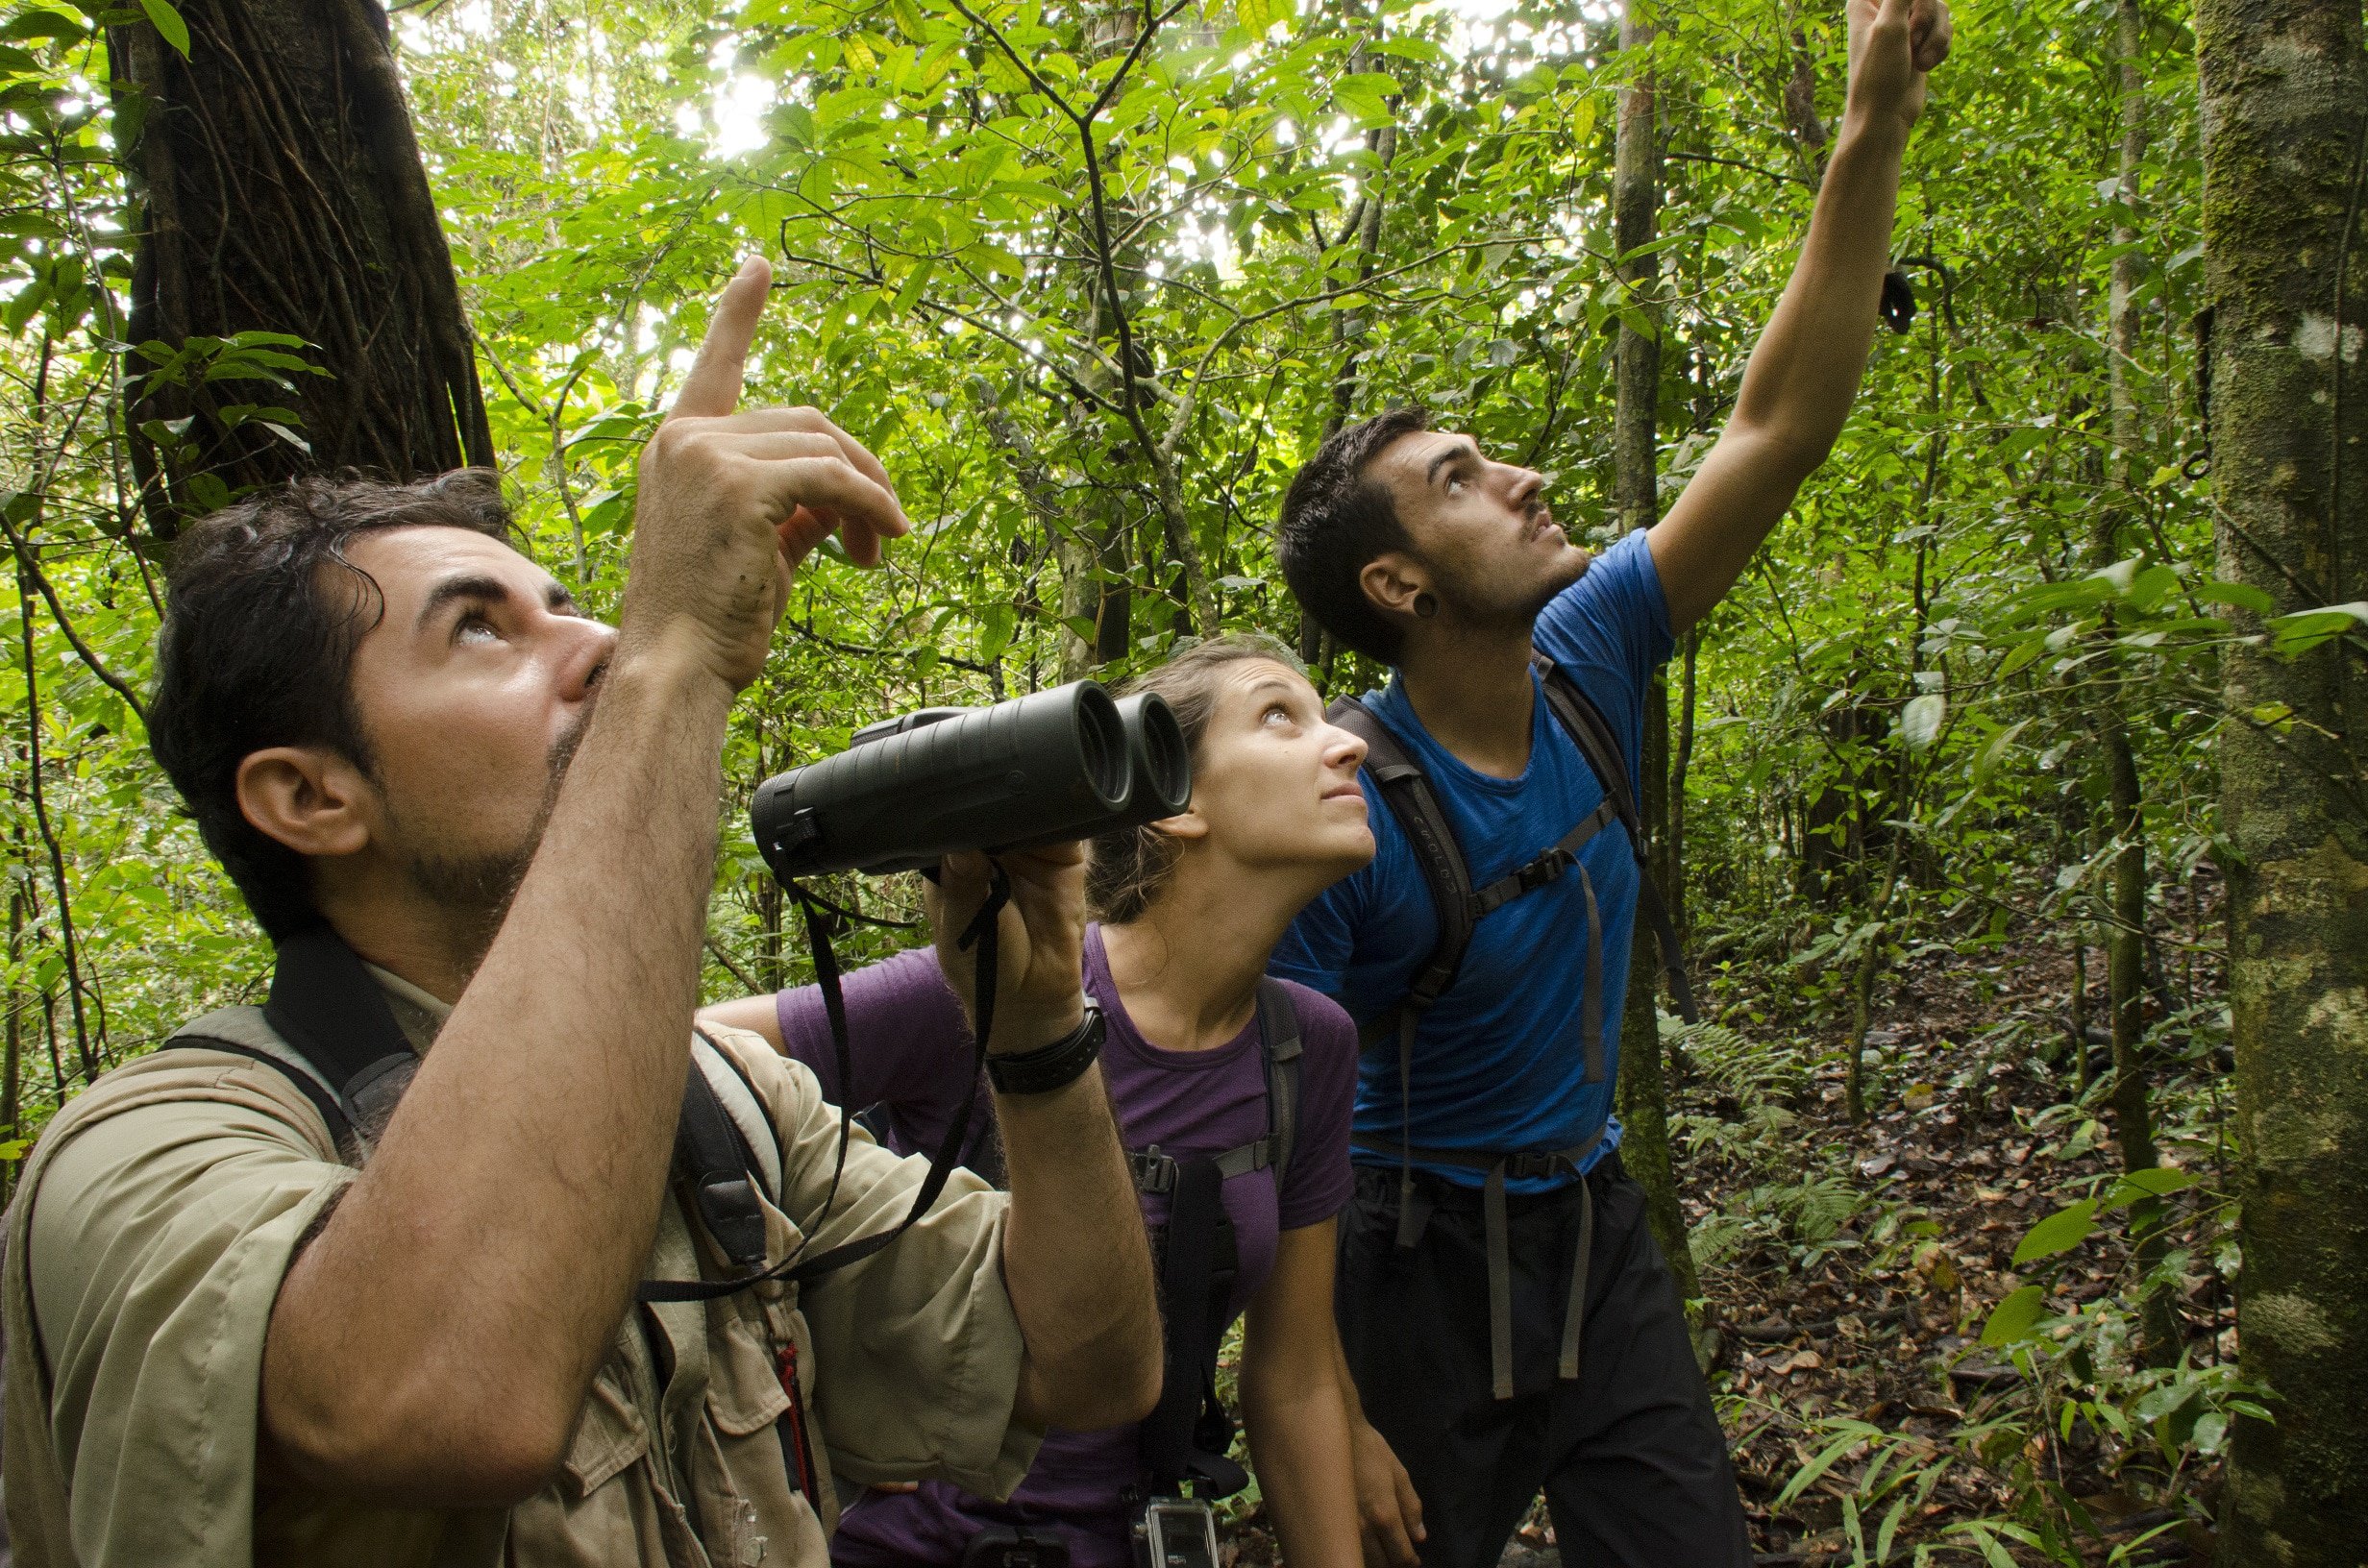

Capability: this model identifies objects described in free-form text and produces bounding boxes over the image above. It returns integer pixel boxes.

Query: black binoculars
[753,681,1193,881]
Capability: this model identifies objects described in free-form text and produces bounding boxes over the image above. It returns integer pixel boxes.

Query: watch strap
[986,1004,1105,1095]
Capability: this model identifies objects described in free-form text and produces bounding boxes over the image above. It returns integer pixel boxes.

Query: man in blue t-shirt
[1270,5,1952,1564]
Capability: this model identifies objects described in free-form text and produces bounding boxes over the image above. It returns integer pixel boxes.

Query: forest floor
[1220,916,2232,1567]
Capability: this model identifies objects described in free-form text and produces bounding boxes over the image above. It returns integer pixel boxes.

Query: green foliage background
[0,0,2227,1081]
[0,0,2282,1550]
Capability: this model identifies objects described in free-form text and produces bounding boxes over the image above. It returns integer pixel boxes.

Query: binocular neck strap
[641,865,1010,1303]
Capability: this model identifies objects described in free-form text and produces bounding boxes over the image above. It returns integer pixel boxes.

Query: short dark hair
[147,471,515,938]
[1276,407,1431,664]
[1086,633,1306,925]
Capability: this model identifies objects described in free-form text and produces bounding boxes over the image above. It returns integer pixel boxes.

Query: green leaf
[2106,1166,2197,1208]
[1979,1285,2046,1346]
[137,0,189,56]
[2197,579,2274,615]
[1901,694,1945,749]
[2269,602,2368,656]
[1,11,91,44]
[1992,634,2049,681]
[1970,719,2032,787]
[2011,1199,2098,1264]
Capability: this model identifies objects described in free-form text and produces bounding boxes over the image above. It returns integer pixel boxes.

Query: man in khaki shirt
[1,262,1163,1567]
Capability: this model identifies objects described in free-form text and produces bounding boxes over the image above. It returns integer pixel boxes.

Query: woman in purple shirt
[704,635,1382,1567]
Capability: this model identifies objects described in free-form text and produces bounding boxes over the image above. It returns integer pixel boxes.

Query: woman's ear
[235,747,375,861]
[1360,551,1429,623]
[1149,807,1212,844]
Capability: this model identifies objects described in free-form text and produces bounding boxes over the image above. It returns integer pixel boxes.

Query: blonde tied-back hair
[1085,634,1309,924]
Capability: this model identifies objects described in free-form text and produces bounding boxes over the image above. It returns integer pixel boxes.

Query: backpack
[163,927,824,1491]
[1323,653,1697,1401]
[1127,978,1303,1501]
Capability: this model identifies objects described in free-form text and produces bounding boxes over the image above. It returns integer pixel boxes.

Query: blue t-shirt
[1270,528,1674,1192]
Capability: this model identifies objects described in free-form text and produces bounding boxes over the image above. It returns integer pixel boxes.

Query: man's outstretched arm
[1649,0,1951,635]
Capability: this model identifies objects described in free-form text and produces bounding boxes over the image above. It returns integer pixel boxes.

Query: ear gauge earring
[1414,593,1438,619]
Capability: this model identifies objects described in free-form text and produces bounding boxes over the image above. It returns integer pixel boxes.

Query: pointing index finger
[672,257,772,422]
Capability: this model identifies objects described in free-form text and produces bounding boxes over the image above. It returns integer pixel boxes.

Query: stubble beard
[1433,533,1590,638]
[390,709,594,975]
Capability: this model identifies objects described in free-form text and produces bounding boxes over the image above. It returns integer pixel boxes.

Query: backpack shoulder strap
[261,926,422,1137]
[1533,657,1642,836]
[1254,978,1303,1187]
[1532,657,1700,1024]
[1325,697,1476,1022]
[1125,981,1306,1196]
[676,1031,786,1274]
[172,1034,356,1151]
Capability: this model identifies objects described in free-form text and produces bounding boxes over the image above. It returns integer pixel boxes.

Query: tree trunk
[1607,0,1702,1321]
[1296,79,1398,681]
[2095,0,2179,1369]
[3,879,22,1204]
[2200,0,2368,1557]
[108,0,493,536]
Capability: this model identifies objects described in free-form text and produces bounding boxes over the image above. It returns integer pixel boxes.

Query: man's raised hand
[621,257,911,695]
[1846,0,1952,134]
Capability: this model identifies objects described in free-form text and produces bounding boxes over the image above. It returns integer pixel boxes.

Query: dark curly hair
[1276,407,1431,664]
[147,471,516,938]
[1085,634,1306,925]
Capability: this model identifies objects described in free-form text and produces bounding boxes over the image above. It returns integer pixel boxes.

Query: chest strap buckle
[1129,1147,1179,1195]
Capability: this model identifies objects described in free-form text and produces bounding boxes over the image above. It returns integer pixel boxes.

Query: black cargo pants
[1337,1154,1752,1568]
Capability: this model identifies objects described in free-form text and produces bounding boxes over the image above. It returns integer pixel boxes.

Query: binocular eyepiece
[752,681,1193,880]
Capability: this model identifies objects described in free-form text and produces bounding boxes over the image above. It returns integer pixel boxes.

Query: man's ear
[235,747,376,861]
[1360,551,1430,625]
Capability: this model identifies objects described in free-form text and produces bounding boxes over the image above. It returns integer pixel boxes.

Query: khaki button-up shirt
[2,969,1039,1567]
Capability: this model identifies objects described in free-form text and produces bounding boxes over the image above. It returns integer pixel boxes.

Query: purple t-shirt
[776,925,1358,1568]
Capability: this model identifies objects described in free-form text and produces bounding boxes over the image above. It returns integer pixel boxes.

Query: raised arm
[259,260,910,1503]
[928,845,1164,1430]
[1648,0,1951,635]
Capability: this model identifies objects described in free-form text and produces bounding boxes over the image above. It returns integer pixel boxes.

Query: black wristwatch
[984,1004,1105,1096]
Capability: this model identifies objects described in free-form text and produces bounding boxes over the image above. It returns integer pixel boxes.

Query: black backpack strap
[168,1035,356,1151]
[1533,658,1700,1025]
[673,1038,772,1274]
[1254,978,1303,1188]
[262,925,422,1138]
[1127,978,1308,1195]
[1137,1153,1248,1499]
[1325,698,1475,1024]
[1327,697,1479,1249]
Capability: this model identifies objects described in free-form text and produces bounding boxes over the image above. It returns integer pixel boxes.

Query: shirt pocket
[562,1365,652,1498]
[507,1366,677,1568]
[702,1311,833,1560]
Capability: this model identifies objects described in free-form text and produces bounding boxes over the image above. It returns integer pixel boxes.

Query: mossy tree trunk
[2200,0,2368,1557]
[1608,0,1703,1319]
[108,1,493,537]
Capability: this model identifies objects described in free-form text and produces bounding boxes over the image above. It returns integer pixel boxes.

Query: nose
[557,615,618,702]
[1323,723,1369,772]
[1503,463,1545,510]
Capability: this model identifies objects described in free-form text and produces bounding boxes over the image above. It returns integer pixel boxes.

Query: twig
[0,520,148,727]
[13,559,98,1082]
[784,614,997,675]
[1665,149,1816,190]
[704,936,763,994]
